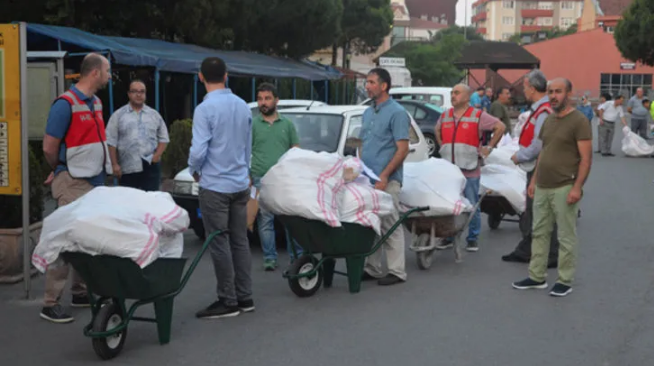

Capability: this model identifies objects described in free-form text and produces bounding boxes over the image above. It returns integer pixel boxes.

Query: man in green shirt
[489,86,512,131]
[251,83,302,271]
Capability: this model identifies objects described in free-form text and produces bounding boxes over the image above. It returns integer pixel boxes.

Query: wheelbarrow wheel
[416,234,434,270]
[92,301,127,360]
[488,213,502,230]
[287,255,322,298]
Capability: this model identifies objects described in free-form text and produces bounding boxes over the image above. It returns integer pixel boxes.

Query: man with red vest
[503,69,559,267]
[40,53,112,323]
[435,84,505,252]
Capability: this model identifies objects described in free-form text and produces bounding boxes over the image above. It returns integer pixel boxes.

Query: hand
[249,176,253,188]
[510,154,519,165]
[480,146,492,158]
[374,175,388,191]
[44,172,55,186]
[112,164,122,179]
[193,172,201,182]
[599,120,604,126]
[527,181,536,199]
[152,155,161,164]
[567,186,582,205]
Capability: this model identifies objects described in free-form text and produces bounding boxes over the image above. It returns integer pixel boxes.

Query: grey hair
[454,83,472,96]
[525,69,547,93]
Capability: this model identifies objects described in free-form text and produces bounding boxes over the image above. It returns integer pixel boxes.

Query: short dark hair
[201,57,227,83]
[477,87,485,92]
[602,93,612,101]
[368,68,392,93]
[80,53,105,77]
[615,94,624,101]
[129,79,146,90]
[495,86,510,99]
[257,82,278,98]
[642,99,650,104]
[564,79,573,92]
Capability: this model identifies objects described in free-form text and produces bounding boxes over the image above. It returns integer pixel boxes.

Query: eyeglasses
[129,90,146,95]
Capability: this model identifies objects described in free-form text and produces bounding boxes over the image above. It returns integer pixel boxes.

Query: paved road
[1,127,653,366]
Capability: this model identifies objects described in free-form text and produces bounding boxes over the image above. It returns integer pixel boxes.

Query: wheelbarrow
[278,206,429,298]
[60,229,227,360]
[480,192,523,230]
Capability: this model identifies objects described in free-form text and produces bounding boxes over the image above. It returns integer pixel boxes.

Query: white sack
[513,111,531,138]
[621,126,654,156]
[32,187,189,273]
[400,158,472,216]
[259,148,344,227]
[480,164,527,214]
[337,182,394,235]
[484,146,518,168]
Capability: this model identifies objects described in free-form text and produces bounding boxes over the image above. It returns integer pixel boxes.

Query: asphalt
[1,120,653,366]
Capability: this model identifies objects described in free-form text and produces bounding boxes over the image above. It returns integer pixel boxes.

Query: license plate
[197,208,202,219]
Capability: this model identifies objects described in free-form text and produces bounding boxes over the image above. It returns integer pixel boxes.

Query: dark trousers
[199,188,252,306]
[513,170,559,262]
[120,159,161,191]
[631,118,648,139]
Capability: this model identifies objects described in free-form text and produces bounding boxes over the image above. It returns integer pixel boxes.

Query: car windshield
[423,103,444,113]
[283,113,344,153]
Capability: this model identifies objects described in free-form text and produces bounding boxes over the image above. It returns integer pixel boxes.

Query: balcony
[471,12,487,22]
[521,9,554,18]
[476,27,487,35]
[520,25,553,32]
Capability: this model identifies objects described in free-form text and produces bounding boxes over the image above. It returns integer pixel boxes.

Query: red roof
[405,0,457,26]
[409,17,448,29]
[598,0,633,16]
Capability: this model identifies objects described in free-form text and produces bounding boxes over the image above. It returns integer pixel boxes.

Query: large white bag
[621,126,654,156]
[480,164,527,214]
[337,182,394,235]
[400,158,471,216]
[259,148,344,227]
[484,146,518,168]
[32,187,189,272]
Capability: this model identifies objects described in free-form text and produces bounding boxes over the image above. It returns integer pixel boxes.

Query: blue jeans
[253,177,303,261]
[463,176,481,242]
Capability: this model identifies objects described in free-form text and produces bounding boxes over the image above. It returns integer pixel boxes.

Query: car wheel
[424,133,439,157]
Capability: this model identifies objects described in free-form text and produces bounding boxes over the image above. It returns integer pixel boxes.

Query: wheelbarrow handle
[174,229,228,296]
[364,206,430,256]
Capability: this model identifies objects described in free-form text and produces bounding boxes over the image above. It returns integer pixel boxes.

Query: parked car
[247,99,327,117]
[170,105,430,239]
[361,87,453,110]
[394,100,443,157]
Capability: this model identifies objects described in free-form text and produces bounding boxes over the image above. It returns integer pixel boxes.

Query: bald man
[41,53,113,323]
[435,84,505,252]
[627,87,649,139]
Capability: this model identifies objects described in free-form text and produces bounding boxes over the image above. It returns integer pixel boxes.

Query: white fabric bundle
[337,182,394,235]
[480,164,527,214]
[621,126,654,156]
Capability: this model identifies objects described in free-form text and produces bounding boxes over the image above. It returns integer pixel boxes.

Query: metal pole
[193,74,198,108]
[251,78,256,102]
[155,68,160,111]
[57,39,62,51]
[310,82,314,100]
[464,0,468,40]
[19,22,31,298]
[292,79,297,99]
[324,80,329,103]
[108,56,114,114]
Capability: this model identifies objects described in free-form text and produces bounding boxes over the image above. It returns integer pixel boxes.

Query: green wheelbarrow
[278,206,428,298]
[60,229,227,360]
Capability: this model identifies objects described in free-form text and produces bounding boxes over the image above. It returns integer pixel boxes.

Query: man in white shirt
[597,95,627,156]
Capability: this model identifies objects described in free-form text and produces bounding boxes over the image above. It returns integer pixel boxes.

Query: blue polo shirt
[45,85,106,186]
[359,98,410,184]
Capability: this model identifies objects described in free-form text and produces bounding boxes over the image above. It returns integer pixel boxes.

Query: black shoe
[237,299,255,313]
[362,271,377,281]
[501,252,529,263]
[607,153,615,156]
[465,241,478,252]
[512,278,548,290]
[40,304,74,324]
[71,294,91,308]
[549,283,573,297]
[196,301,240,319]
[378,274,404,286]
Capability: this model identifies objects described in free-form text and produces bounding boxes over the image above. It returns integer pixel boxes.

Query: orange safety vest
[59,90,113,178]
[439,107,482,170]
[519,102,552,148]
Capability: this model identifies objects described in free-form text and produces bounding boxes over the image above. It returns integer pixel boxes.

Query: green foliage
[432,26,484,42]
[162,119,193,178]
[614,0,654,66]
[339,0,394,57]
[0,144,45,229]
[509,24,578,44]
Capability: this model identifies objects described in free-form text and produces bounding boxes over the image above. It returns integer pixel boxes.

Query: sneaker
[40,304,74,324]
[549,283,573,297]
[377,274,405,286]
[263,259,277,271]
[465,241,479,252]
[512,278,548,290]
[196,301,240,319]
[71,294,91,308]
[237,299,255,313]
[501,252,529,263]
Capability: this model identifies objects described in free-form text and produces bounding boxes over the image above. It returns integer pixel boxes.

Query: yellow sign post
[0,23,22,195]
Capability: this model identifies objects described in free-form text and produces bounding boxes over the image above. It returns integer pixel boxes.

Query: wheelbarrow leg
[322,257,336,288]
[345,256,365,294]
[153,298,175,345]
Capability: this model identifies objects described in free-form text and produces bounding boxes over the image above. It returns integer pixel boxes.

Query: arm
[105,112,121,174]
[377,111,410,189]
[619,107,627,126]
[152,113,170,163]
[289,119,300,148]
[43,100,72,170]
[515,112,548,163]
[188,106,211,180]
[434,114,443,146]
[245,112,253,173]
[108,146,121,177]
[479,112,505,157]
[527,155,540,198]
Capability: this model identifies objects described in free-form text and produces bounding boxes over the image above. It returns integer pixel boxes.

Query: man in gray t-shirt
[627,88,649,138]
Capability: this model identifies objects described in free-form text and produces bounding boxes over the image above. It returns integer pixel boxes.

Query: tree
[508,24,578,44]
[432,25,484,42]
[614,0,654,66]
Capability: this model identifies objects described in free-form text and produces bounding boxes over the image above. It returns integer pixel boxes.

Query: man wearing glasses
[106,80,169,191]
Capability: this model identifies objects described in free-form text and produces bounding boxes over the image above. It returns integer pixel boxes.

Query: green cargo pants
[528,184,580,286]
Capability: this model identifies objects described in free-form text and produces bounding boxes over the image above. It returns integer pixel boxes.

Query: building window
[503,16,515,25]
[561,1,574,9]
[522,1,538,9]
[560,17,574,27]
[502,33,513,40]
[537,17,553,26]
[503,1,515,9]
[522,18,535,25]
[605,26,615,34]
[600,73,653,98]
[538,1,553,10]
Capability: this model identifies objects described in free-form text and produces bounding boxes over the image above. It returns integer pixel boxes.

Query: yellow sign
[0,24,21,195]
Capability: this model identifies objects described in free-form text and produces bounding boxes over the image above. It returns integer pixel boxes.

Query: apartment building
[472,0,584,41]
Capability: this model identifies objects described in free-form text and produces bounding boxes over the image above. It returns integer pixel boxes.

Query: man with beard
[40,53,113,323]
[106,80,169,191]
[250,83,302,271]
[512,78,592,297]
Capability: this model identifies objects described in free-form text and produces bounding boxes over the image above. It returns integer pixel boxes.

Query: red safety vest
[58,90,112,178]
[519,102,552,148]
[439,107,482,170]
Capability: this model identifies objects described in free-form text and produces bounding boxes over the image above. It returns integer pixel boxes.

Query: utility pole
[463,0,468,40]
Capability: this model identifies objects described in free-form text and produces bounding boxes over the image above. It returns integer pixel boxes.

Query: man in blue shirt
[188,57,254,319]
[40,53,112,323]
[359,68,410,286]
